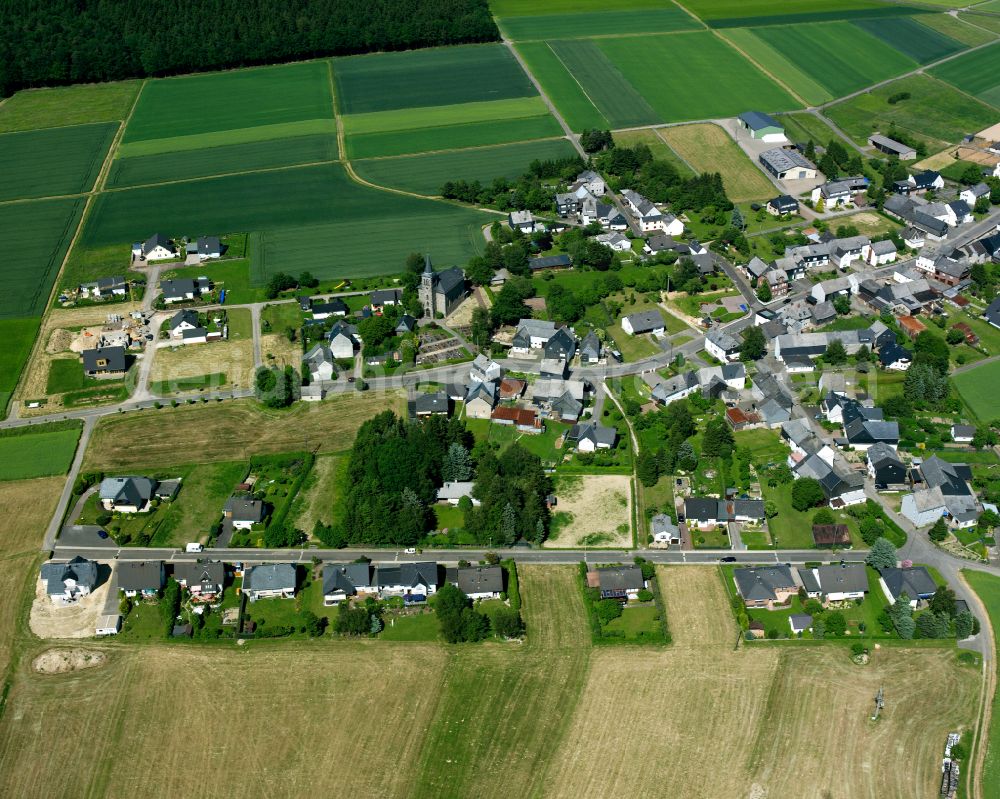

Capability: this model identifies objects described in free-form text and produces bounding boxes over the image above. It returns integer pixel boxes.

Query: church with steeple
[417,255,467,318]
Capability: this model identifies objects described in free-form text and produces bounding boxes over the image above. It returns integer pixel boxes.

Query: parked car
[404,547,417,554]
[185,543,204,553]
[720,556,736,563]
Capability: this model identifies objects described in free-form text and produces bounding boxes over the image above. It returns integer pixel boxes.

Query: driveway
[214,518,235,548]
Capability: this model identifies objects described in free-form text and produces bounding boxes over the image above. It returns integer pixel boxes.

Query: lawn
[162,258,265,305]
[514,42,611,131]
[379,608,441,641]
[498,7,699,40]
[45,357,88,394]
[963,569,1000,798]
[953,359,1000,423]
[763,480,862,549]
[261,302,305,333]
[823,74,999,148]
[333,43,537,115]
[0,80,140,132]
[658,123,775,202]
[77,163,492,282]
[149,373,228,395]
[107,133,339,188]
[930,40,1000,108]
[732,428,787,467]
[0,316,42,416]
[603,604,662,638]
[121,61,335,153]
[610,129,693,176]
[353,138,577,196]
[0,421,81,480]
[0,122,118,201]
[608,324,662,362]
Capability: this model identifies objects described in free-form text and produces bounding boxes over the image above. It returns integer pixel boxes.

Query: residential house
[811,177,868,208]
[327,322,360,359]
[118,561,165,598]
[883,194,948,240]
[621,310,665,336]
[789,614,813,634]
[810,275,854,304]
[798,564,867,601]
[322,562,374,605]
[759,147,817,180]
[867,442,907,490]
[544,327,577,361]
[567,421,617,452]
[373,562,439,602]
[652,514,681,545]
[437,481,479,506]
[868,134,916,160]
[879,566,937,608]
[901,485,948,527]
[621,189,683,234]
[810,301,836,327]
[450,565,504,600]
[738,111,786,142]
[174,560,225,602]
[40,557,98,605]
[908,455,980,529]
[99,476,156,513]
[580,331,602,363]
[311,299,348,319]
[82,345,127,377]
[168,308,205,342]
[844,416,899,451]
[952,424,976,444]
[906,170,944,193]
[303,344,335,382]
[469,353,503,384]
[960,182,991,206]
[464,380,498,419]
[224,497,266,530]
[498,377,526,400]
[508,210,539,233]
[370,289,402,311]
[572,169,607,196]
[79,275,128,299]
[589,565,646,600]
[414,391,450,417]
[985,296,1000,329]
[733,565,796,609]
[133,234,176,261]
[511,319,557,352]
[651,370,700,405]
[683,497,765,529]
[863,239,898,266]
[697,362,746,396]
[830,237,869,270]
[763,268,789,298]
[243,564,297,601]
[596,232,631,251]
[160,277,211,303]
[187,235,222,260]
[491,405,542,433]
[766,195,799,216]
[705,328,741,362]
[879,340,912,370]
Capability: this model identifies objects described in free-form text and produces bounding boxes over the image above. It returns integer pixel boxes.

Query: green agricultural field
[353,138,577,195]
[679,0,930,27]
[0,197,86,318]
[333,44,536,115]
[491,0,670,14]
[964,570,1000,799]
[720,28,831,104]
[918,12,999,47]
[775,111,839,145]
[824,74,999,147]
[852,16,964,64]
[960,11,1000,36]
[740,21,917,104]
[0,80,140,132]
[594,32,799,124]
[122,61,334,151]
[931,41,1000,107]
[0,317,41,417]
[0,123,118,201]
[344,96,549,136]
[107,134,339,188]
[514,42,611,131]
[0,422,81,481]
[498,8,699,41]
[953,359,1000,422]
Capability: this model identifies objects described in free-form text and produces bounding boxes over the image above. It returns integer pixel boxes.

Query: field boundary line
[959,570,996,799]
[713,29,809,108]
[652,128,698,173]
[102,157,341,193]
[353,134,568,163]
[667,0,709,29]
[538,40,607,143]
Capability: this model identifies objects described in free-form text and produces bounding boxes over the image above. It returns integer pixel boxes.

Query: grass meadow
[930,41,1000,108]
[0,123,118,201]
[963,570,1000,799]
[353,138,577,195]
[0,317,42,417]
[0,80,140,132]
[0,422,81,481]
[611,129,693,175]
[659,123,775,201]
[498,7,698,40]
[852,16,964,63]
[953,359,1000,423]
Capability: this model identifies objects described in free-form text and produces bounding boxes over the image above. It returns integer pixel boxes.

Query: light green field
[491,0,672,14]
[678,0,929,27]
[775,112,840,145]
[514,42,611,131]
[117,118,336,158]
[122,61,334,145]
[353,138,577,195]
[931,41,1000,107]
[344,96,549,136]
[610,129,694,175]
[333,44,537,115]
[0,317,42,418]
[0,80,140,132]
[499,8,700,40]
[0,122,117,201]
[107,133,339,188]
[0,423,81,481]
[721,28,831,104]
[963,570,1000,799]
[824,74,999,147]
[918,12,999,47]
[953,359,1000,422]
[659,123,775,201]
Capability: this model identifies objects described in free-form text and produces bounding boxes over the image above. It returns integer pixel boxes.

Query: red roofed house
[491,406,542,433]
[897,315,926,342]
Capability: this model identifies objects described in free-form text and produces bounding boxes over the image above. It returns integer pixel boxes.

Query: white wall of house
[900,494,945,527]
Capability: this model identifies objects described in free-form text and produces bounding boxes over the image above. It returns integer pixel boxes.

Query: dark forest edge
[0,0,499,97]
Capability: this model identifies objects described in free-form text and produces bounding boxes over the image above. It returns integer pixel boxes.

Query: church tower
[419,254,435,317]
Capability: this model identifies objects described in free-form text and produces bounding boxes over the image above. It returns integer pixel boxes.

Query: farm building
[758,148,816,180]
[737,111,786,142]
[867,134,916,160]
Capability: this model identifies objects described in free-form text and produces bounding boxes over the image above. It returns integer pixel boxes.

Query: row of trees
[440,155,585,211]
[0,0,498,95]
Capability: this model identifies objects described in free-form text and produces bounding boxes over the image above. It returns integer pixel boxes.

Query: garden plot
[545,474,632,548]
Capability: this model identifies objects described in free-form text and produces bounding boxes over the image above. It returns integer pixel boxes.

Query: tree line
[0,0,498,95]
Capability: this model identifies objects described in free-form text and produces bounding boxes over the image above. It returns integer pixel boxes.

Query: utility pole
[872,686,884,721]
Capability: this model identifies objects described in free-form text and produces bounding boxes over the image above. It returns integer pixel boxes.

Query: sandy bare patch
[545,474,632,548]
[29,572,112,639]
[32,648,108,674]
[261,332,302,370]
[149,339,254,389]
[444,290,487,328]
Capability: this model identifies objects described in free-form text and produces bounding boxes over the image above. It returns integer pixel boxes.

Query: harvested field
[657,565,735,647]
[520,565,590,650]
[545,474,632,548]
[83,393,405,469]
[149,339,254,392]
[32,649,108,675]
[0,477,65,554]
[659,123,775,201]
[29,571,113,639]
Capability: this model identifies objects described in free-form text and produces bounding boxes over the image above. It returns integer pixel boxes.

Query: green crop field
[498,8,699,41]
[491,0,670,13]
[918,12,999,47]
[852,17,964,64]
[740,22,917,103]
[0,423,81,481]
[344,96,549,136]
[333,44,536,115]
[824,74,998,147]
[720,28,832,105]
[0,123,118,201]
[0,198,85,318]
[931,42,1000,107]
[775,111,840,145]
[953,359,1000,422]
[122,61,334,149]
[0,317,41,417]
[354,138,577,195]
[107,134,339,188]
[0,80,140,132]
[514,42,611,131]
[678,0,930,27]
[964,570,1000,799]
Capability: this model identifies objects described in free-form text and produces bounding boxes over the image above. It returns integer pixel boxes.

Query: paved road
[42,416,96,551]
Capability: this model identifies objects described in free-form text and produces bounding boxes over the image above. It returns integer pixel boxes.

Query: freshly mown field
[964,570,1000,799]
[498,7,699,41]
[0,123,118,201]
[0,423,81,481]
[0,198,86,318]
[353,138,577,195]
[775,111,840,144]
[0,80,140,132]
[953,359,1000,422]
[121,61,334,153]
[106,134,339,188]
[824,74,999,148]
[83,393,405,469]
[514,42,611,131]
[729,21,917,105]
[333,44,535,115]
[79,163,492,280]
[659,123,775,201]
[930,41,1000,108]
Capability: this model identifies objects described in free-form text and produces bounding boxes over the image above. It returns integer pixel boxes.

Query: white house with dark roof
[705,328,741,362]
[511,319,557,352]
[767,194,799,216]
[118,561,165,598]
[863,239,898,266]
[224,497,266,530]
[797,564,868,602]
[733,565,796,609]
[303,344,335,382]
[450,565,504,600]
[133,234,177,261]
[174,560,225,602]
[960,182,991,206]
[879,566,937,608]
[621,310,665,336]
[100,476,156,513]
[40,557,98,605]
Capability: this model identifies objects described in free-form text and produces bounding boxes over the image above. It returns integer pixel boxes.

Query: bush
[637,589,653,602]
[596,598,623,624]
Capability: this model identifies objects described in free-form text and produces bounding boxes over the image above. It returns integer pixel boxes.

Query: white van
[185,543,204,553]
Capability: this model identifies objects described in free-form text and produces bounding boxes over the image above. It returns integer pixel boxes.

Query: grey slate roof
[733,565,794,603]
[880,566,936,600]
[623,310,664,334]
[83,346,127,373]
[117,561,164,592]
[453,565,504,595]
[595,565,645,593]
[40,556,98,595]
[244,563,296,593]
[738,111,781,131]
[174,560,224,589]
[798,564,868,595]
[580,330,601,360]
[415,390,449,415]
[224,497,266,523]
[99,476,155,507]
[374,562,439,591]
[322,562,372,596]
